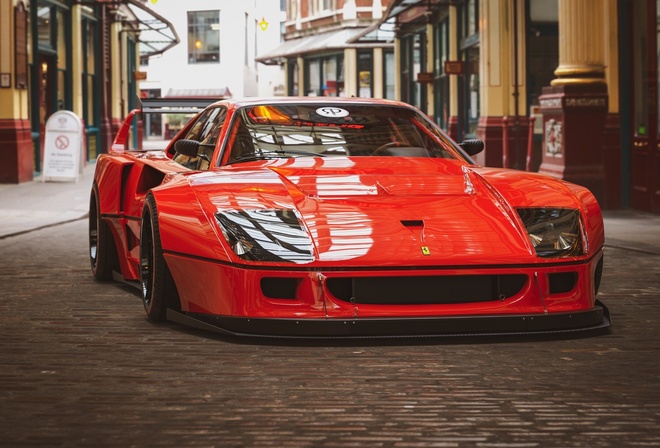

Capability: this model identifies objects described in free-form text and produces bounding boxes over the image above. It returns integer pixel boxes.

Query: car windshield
[223,103,461,164]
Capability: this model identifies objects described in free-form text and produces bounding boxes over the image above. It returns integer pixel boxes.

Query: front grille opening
[261,277,299,300]
[549,272,578,294]
[326,274,527,305]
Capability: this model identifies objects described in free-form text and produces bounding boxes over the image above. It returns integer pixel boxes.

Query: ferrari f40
[89,97,610,337]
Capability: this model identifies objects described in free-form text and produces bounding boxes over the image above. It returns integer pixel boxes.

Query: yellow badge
[421,246,430,255]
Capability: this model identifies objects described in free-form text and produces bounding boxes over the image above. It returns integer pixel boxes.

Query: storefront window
[305,54,344,97]
[188,10,220,63]
[458,0,479,139]
[307,59,320,95]
[82,17,97,158]
[465,47,480,137]
[357,50,373,98]
[37,6,55,49]
[384,50,395,99]
[323,58,337,96]
[400,33,425,111]
[288,58,299,95]
[434,19,450,129]
[459,0,479,41]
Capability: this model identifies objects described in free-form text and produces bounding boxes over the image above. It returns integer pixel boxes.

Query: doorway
[629,0,660,213]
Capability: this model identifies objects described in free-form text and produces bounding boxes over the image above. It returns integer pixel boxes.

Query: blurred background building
[0,0,658,214]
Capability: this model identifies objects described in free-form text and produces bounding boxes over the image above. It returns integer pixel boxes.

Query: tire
[140,194,179,322]
[89,185,117,281]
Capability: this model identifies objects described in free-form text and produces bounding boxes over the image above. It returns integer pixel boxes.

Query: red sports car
[89,97,610,337]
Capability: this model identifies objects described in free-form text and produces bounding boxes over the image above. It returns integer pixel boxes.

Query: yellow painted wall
[0,0,29,121]
[479,0,527,118]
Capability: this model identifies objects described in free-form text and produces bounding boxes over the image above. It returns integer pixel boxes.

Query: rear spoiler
[111,97,222,151]
[139,98,222,114]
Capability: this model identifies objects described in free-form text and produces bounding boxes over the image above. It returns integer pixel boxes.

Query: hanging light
[259,17,269,31]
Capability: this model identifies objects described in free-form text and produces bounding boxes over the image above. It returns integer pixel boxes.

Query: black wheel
[140,194,179,321]
[89,185,117,281]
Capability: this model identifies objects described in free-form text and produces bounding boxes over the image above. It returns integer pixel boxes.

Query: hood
[188,158,577,266]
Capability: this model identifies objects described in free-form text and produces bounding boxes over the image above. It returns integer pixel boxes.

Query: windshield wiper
[227,149,326,165]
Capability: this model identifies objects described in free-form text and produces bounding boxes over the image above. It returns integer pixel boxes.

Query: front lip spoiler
[166,300,611,339]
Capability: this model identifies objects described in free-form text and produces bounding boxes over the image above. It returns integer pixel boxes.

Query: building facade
[139,0,287,140]
[257,0,397,99]
[259,0,658,214]
[369,0,657,213]
[0,0,177,182]
[1,0,659,215]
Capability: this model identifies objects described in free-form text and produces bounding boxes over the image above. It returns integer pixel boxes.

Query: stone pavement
[0,163,659,447]
[0,162,95,239]
[1,161,659,255]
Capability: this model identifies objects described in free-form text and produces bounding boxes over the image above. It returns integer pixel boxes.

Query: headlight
[517,208,583,258]
[215,209,315,263]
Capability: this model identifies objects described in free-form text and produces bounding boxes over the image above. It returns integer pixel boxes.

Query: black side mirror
[458,139,484,156]
[174,139,202,158]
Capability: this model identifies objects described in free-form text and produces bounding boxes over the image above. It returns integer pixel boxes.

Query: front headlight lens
[215,209,315,263]
[517,208,583,258]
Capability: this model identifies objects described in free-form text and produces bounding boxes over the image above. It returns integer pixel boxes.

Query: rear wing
[139,98,221,114]
[111,97,222,151]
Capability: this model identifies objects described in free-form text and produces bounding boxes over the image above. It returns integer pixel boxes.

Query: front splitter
[165,300,611,339]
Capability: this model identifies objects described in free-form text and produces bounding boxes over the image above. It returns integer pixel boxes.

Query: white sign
[43,110,85,182]
[316,107,349,118]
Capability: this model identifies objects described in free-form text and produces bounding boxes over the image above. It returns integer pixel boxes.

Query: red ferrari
[89,97,610,337]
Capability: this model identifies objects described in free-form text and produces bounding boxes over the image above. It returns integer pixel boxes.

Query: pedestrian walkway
[0,163,95,239]
[0,162,659,255]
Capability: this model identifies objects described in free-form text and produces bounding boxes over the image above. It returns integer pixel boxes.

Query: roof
[256,27,392,66]
[124,0,179,58]
[355,0,447,40]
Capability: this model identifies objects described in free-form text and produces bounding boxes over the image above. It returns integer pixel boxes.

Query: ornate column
[538,0,608,203]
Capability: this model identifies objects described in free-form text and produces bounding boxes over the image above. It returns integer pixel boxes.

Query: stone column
[538,0,608,203]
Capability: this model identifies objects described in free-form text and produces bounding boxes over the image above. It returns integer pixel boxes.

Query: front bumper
[166,300,610,338]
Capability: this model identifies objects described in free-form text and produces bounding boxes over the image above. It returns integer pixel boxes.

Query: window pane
[308,60,320,96]
[384,51,395,99]
[323,58,337,96]
[37,7,54,48]
[358,51,372,98]
[188,10,220,64]
[633,1,648,136]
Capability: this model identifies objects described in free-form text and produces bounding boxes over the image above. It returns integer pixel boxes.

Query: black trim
[166,301,611,339]
[101,213,141,222]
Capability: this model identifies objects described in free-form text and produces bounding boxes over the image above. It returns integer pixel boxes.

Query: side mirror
[458,139,484,156]
[174,139,202,158]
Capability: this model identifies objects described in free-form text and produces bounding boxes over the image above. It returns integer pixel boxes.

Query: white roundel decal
[316,107,349,118]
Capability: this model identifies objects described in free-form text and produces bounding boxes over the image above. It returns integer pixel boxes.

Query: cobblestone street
[0,218,659,447]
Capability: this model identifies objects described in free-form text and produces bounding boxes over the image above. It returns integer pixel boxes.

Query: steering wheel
[371,141,403,156]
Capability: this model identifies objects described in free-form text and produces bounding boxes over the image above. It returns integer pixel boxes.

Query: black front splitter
[165,300,611,339]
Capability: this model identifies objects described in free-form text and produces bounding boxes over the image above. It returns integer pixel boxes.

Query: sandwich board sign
[42,110,85,182]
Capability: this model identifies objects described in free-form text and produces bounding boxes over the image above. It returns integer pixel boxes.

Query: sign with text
[444,61,465,75]
[416,72,434,83]
[43,111,84,182]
